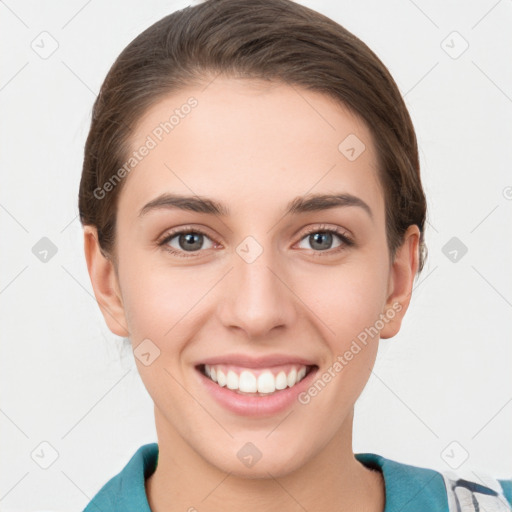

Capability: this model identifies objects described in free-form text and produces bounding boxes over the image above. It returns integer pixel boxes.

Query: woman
[79,0,511,510]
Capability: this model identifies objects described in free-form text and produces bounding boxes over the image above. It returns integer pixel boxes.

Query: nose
[217,241,297,340]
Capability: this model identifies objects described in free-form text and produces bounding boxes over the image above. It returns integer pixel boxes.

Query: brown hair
[78,0,427,271]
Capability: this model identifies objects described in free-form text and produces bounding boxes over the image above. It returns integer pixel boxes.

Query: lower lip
[196,366,319,417]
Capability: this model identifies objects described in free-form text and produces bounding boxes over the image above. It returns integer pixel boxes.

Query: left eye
[297,229,349,252]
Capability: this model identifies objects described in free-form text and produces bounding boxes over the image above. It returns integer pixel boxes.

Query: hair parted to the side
[78,0,427,272]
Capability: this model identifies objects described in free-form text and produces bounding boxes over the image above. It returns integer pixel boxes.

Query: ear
[379,225,420,339]
[83,225,129,337]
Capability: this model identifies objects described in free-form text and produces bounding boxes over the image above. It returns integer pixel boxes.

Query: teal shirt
[83,443,512,511]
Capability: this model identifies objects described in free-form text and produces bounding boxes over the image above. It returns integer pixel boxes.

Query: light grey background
[1,1,511,510]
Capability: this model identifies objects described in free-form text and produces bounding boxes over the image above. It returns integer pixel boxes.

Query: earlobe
[83,226,130,337]
[380,225,420,339]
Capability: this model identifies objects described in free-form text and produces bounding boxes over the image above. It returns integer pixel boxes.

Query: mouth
[196,363,318,397]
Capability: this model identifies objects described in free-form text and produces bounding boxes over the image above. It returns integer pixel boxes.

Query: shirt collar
[355,452,448,512]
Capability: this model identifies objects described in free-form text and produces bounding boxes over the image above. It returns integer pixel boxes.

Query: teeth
[287,368,297,388]
[203,364,310,394]
[239,370,257,392]
[275,371,288,390]
[257,372,275,393]
[217,369,227,387]
[226,370,239,390]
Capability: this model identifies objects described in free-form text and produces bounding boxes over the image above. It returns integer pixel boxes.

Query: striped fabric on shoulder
[441,470,512,512]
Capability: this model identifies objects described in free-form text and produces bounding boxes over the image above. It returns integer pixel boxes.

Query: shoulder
[82,443,158,512]
[355,452,512,512]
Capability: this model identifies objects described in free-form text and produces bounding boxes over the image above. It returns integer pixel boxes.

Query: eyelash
[157,224,355,259]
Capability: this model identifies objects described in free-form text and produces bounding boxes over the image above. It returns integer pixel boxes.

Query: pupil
[181,233,202,251]
[311,232,331,251]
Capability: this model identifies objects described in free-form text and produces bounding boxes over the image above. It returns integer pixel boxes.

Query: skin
[84,77,419,512]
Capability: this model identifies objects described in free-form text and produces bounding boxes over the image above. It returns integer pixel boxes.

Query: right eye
[158,228,217,258]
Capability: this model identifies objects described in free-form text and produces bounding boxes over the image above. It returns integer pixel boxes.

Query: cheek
[119,262,207,395]
[121,264,204,340]
[296,266,387,412]
[298,258,389,344]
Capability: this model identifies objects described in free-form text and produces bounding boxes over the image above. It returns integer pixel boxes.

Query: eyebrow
[138,192,373,219]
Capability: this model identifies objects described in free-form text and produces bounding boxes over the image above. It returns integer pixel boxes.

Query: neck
[146,407,385,512]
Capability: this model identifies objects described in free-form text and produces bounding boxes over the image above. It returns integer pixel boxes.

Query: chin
[203,439,312,479]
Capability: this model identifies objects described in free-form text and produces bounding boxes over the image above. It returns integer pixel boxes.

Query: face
[85,77,418,478]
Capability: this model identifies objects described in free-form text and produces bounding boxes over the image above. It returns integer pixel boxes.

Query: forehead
[119,77,383,220]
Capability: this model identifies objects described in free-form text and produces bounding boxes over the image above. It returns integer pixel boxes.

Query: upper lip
[196,354,318,369]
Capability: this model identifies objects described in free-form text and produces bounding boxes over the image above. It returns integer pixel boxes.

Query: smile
[198,363,316,396]
[195,354,320,416]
